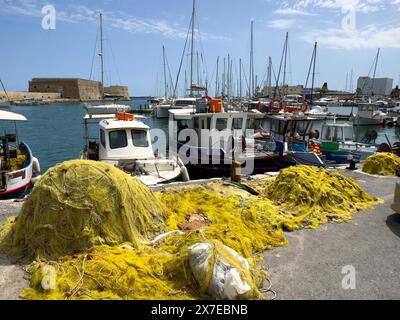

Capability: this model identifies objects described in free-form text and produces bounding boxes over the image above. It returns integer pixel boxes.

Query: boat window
[232,118,243,130]
[207,117,211,129]
[216,118,228,131]
[100,129,106,148]
[131,130,149,147]
[109,130,128,149]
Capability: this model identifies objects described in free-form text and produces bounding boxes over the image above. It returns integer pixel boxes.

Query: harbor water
[1,98,399,173]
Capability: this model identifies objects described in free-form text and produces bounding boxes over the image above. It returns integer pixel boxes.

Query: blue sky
[0,0,400,96]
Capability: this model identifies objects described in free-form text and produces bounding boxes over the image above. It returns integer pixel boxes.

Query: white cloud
[0,0,230,41]
[268,19,296,29]
[274,7,317,15]
[302,23,400,49]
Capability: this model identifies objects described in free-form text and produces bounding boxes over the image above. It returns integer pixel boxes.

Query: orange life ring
[269,99,283,113]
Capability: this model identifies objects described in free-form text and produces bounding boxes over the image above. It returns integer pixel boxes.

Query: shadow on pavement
[386,213,400,239]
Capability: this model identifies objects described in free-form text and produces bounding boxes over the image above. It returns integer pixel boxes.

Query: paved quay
[265,169,400,300]
[0,169,399,300]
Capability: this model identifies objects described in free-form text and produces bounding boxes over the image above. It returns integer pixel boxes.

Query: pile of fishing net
[157,183,287,258]
[0,160,165,260]
[247,165,382,230]
[0,160,266,300]
[362,152,400,176]
[0,162,382,300]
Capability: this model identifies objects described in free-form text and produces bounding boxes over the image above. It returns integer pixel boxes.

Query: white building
[357,77,393,96]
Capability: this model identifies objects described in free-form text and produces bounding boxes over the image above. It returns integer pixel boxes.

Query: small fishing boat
[353,103,387,126]
[169,100,324,178]
[155,98,197,119]
[318,123,377,164]
[0,110,41,200]
[81,109,189,186]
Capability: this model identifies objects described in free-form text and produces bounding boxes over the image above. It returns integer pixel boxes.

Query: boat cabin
[83,113,154,164]
[321,123,354,143]
[265,114,319,153]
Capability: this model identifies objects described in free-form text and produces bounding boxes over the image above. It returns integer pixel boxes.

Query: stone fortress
[0,78,130,102]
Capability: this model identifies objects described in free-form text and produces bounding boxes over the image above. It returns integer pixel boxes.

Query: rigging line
[241,59,250,96]
[89,28,99,80]
[165,53,175,98]
[105,29,122,85]
[172,16,193,99]
[196,18,209,83]
[0,78,9,101]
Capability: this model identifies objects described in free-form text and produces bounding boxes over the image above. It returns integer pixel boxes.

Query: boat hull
[0,142,34,200]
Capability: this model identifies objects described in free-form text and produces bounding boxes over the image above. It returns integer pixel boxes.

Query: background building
[29,78,130,101]
[357,77,393,96]
[262,85,304,97]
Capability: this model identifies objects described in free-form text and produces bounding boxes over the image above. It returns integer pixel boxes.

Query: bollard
[346,154,358,171]
[391,183,400,213]
[231,161,241,183]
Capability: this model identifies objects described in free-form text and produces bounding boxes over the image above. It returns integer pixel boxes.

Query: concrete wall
[104,86,130,99]
[0,92,62,101]
[357,77,393,96]
[263,85,303,96]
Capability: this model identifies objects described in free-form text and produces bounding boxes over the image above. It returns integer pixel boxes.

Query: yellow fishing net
[0,160,165,260]
[0,162,381,300]
[362,152,400,176]
[247,165,382,231]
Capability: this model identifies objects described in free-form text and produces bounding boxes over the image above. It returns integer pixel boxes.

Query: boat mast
[189,0,196,97]
[215,56,219,97]
[267,57,272,97]
[239,58,242,98]
[249,20,254,98]
[371,48,380,96]
[99,13,104,99]
[305,41,317,104]
[162,45,168,99]
[310,42,317,106]
[282,32,288,96]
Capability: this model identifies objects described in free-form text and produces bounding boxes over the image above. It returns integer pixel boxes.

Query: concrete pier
[0,169,399,300]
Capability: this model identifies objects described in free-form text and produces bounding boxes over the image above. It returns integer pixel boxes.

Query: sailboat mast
[189,0,196,97]
[282,32,288,95]
[267,57,272,97]
[215,56,219,97]
[162,45,167,99]
[250,20,254,98]
[239,58,242,98]
[310,42,317,105]
[371,48,380,96]
[100,13,104,98]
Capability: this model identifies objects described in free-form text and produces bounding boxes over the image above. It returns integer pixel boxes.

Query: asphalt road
[265,169,400,300]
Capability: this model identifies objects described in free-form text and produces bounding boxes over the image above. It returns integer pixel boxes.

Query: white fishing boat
[0,110,41,200]
[84,103,131,115]
[353,103,387,126]
[81,110,189,186]
[155,97,197,119]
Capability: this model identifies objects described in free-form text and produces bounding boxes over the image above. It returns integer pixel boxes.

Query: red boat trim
[0,180,31,195]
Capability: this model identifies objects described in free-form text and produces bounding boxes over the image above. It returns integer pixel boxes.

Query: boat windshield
[109,130,128,149]
[131,130,149,147]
